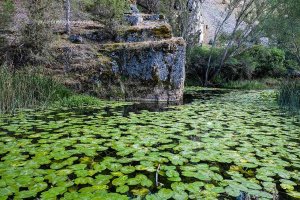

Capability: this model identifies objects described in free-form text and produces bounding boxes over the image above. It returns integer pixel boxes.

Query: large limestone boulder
[52,12,186,102]
[99,38,186,101]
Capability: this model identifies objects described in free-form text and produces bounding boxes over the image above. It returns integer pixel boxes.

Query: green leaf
[120,166,135,174]
[131,188,149,196]
[157,188,173,199]
[112,175,128,186]
[116,185,129,193]
[166,170,180,178]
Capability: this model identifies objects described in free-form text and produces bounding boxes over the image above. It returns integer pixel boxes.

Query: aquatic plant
[278,79,300,114]
[222,80,271,90]
[0,89,299,199]
[0,66,71,114]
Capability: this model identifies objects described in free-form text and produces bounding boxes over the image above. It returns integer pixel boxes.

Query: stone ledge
[116,23,173,42]
[99,37,186,52]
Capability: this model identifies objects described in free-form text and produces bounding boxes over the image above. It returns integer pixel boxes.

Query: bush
[248,45,286,78]
[187,45,289,85]
[1,0,57,68]
[188,45,222,84]
[85,0,128,39]
[221,53,257,81]
[0,0,15,65]
[0,0,14,28]
[278,79,300,114]
[87,0,128,22]
[0,66,71,114]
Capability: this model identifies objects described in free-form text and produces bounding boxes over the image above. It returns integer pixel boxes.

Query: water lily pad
[112,175,128,186]
[131,188,149,196]
[120,166,135,174]
[116,185,129,194]
[157,188,173,199]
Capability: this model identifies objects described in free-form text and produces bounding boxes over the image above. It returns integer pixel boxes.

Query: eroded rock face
[53,12,186,102]
[98,12,186,101]
[100,38,186,101]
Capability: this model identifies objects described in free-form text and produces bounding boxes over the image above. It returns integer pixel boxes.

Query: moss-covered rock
[51,11,186,101]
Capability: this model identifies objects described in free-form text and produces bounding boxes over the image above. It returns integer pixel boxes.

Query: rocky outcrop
[50,9,186,102]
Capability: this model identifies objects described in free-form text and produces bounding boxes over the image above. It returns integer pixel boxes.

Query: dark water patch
[183,89,231,104]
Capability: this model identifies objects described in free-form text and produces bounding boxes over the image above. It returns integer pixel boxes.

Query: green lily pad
[116,185,129,194]
[131,188,149,196]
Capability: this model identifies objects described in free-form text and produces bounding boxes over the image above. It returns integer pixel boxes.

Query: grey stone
[69,35,84,44]
[99,38,186,101]
[130,4,140,14]
[125,14,143,26]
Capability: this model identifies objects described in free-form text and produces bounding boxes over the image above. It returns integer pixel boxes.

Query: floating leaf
[157,188,173,199]
[116,185,129,194]
[131,188,149,196]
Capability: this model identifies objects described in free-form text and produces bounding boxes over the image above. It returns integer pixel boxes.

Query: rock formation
[50,4,186,102]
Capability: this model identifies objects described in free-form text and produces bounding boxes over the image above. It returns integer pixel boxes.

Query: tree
[263,0,300,65]
[203,0,278,85]
[64,0,71,34]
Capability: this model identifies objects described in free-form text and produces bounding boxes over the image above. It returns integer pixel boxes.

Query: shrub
[188,45,223,84]
[1,0,57,68]
[248,45,286,78]
[0,0,15,65]
[0,0,14,28]
[0,66,71,114]
[87,0,128,22]
[187,45,289,86]
[221,53,257,81]
[137,0,160,13]
[85,0,128,39]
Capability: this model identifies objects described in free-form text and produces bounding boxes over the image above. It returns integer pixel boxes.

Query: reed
[0,66,71,114]
[278,78,300,114]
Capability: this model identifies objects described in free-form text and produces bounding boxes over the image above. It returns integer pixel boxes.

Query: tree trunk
[65,0,71,35]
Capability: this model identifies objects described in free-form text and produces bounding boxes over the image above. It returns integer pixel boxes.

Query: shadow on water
[109,89,232,117]
[183,89,231,104]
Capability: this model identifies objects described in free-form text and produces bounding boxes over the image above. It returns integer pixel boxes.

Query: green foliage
[278,79,300,114]
[187,45,287,85]
[188,45,222,82]
[87,0,128,22]
[262,0,300,64]
[248,45,286,77]
[0,90,299,199]
[0,0,14,28]
[0,66,71,114]
[222,80,273,90]
[0,0,15,62]
[54,95,105,108]
[1,0,57,67]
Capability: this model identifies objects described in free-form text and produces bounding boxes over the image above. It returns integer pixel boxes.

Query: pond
[0,88,299,200]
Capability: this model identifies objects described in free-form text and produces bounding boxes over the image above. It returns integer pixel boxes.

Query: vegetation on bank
[188,45,298,85]
[278,79,300,114]
[187,44,300,112]
[0,90,299,199]
[0,67,108,114]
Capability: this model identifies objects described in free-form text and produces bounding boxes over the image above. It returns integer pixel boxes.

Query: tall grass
[222,78,280,90]
[0,66,71,114]
[222,80,268,90]
[278,79,300,114]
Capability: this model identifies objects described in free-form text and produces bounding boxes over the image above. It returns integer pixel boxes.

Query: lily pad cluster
[0,89,299,199]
